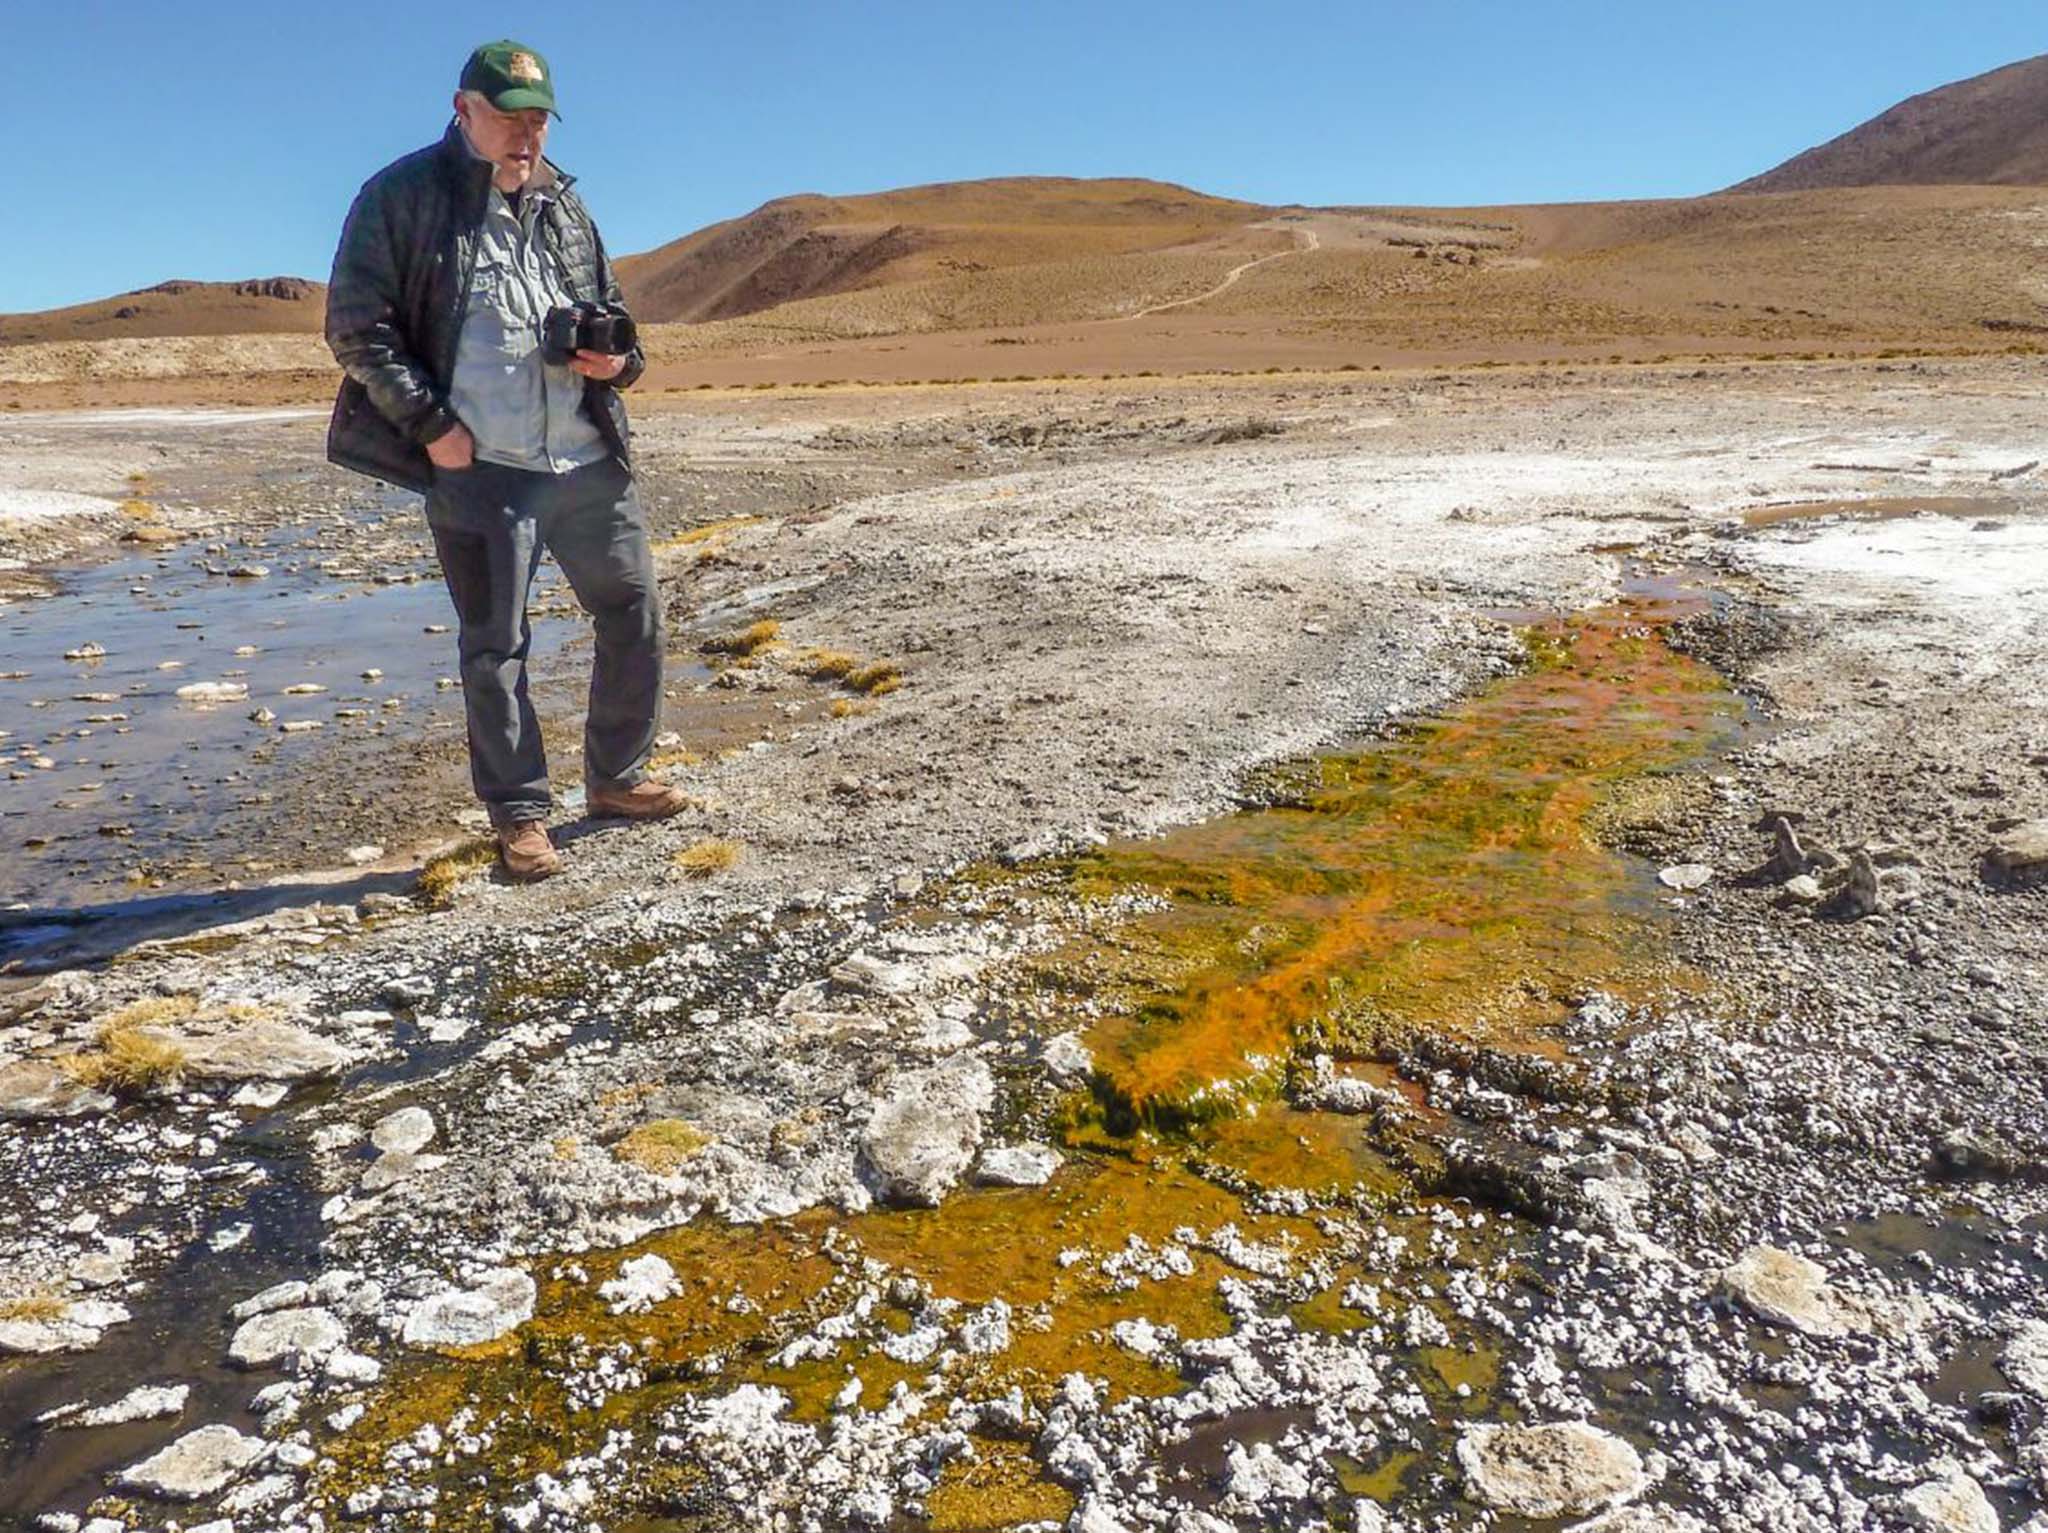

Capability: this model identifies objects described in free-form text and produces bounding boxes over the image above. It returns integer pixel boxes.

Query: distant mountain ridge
[612,176,1268,323]
[0,276,325,347]
[1731,53,2048,192]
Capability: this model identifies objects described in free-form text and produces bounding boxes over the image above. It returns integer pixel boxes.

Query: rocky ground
[1,359,2045,1532]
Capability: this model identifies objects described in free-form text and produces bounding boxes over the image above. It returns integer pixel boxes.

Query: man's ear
[451,91,469,125]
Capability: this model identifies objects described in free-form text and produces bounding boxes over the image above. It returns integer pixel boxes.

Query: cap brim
[487,88,560,118]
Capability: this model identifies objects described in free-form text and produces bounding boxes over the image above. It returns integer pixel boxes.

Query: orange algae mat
[1073,598,1743,1125]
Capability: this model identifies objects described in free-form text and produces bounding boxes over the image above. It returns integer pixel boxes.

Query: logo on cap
[507,51,543,82]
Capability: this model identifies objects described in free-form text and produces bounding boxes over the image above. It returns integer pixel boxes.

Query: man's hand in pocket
[427,423,476,470]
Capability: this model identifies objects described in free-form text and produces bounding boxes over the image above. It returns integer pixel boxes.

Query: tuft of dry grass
[117,496,157,521]
[61,1020,189,1093]
[702,619,781,658]
[829,699,872,719]
[648,747,703,773]
[673,838,743,878]
[802,648,858,682]
[0,1290,68,1324]
[846,661,903,696]
[614,1118,711,1175]
[96,995,200,1031]
[417,836,499,907]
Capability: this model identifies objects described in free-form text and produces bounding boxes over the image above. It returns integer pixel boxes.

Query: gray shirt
[447,145,608,474]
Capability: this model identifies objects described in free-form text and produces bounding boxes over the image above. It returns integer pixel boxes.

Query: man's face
[454,93,550,191]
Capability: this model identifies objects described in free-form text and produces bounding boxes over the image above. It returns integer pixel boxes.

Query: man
[324,39,688,881]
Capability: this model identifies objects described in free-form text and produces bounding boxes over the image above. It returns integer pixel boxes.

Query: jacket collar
[436,120,575,200]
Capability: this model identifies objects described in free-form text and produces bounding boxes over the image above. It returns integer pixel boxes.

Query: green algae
[1063,600,1740,1129]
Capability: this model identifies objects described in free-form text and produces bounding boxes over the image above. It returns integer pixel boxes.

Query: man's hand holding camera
[569,349,627,381]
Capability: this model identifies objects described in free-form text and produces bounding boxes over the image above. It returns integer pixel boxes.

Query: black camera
[540,302,638,366]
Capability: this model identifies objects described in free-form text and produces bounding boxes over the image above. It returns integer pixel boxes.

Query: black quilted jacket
[323,122,645,493]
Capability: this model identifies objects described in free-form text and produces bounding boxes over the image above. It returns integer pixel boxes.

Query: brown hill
[0,276,325,347]
[614,176,1269,322]
[1731,53,2048,192]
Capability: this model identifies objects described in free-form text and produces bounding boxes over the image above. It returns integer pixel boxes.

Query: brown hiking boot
[587,780,693,821]
[497,820,563,882]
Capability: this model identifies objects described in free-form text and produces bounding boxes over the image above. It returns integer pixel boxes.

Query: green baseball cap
[459,40,559,117]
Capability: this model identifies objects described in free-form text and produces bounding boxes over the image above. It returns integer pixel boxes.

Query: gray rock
[1765,815,1816,879]
[370,1104,435,1155]
[1456,1421,1648,1519]
[976,1142,1064,1187]
[227,1305,346,1370]
[167,1018,355,1083]
[1986,819,2048,877]
[1656,863,1713,892]
[402,1267,535,1349]
[1830,850,1884,919]
[0,1058,115,1120]
[362,1150,426,1192]
[859,1055,995,1207]
[115,1423,267,1500]
[1897,1469,1999,1533]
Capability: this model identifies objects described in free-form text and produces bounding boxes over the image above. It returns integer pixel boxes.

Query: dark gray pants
[425,457,662,827]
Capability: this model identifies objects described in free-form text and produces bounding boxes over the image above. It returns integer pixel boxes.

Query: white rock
[960,1299,1012,1355]
[1782,873,1825,903]
[41,1382,189,1428]
[831,953,922,995]
[599,1254,681,1316]
[860,1055,995,1206]
[1569,1506,1711,1532]
[976,1142,1064,1187]
[0,1297,130,1354]
[371,1105,436,1155]
[116,1423,267,1500]
[402,1267,535,1349]
[2001,1319,2048,1398]
[1716,1244,1878,1338]
[1224,1441,1313,1509]
[324,1347,384,1384]
[175,681,249,704]
[1898,1469,2000,1533]
[343,844,385,865]
[231,1280,311,1319]
[70,1237,135,1289]
[1041,1031,1093,1082]
[228,1306,346,1370]
[1657,863,1713,891]
[1457,1421,1649,1519]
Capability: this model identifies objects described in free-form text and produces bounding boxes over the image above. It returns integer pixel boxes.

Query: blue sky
[8,1,2043,312]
